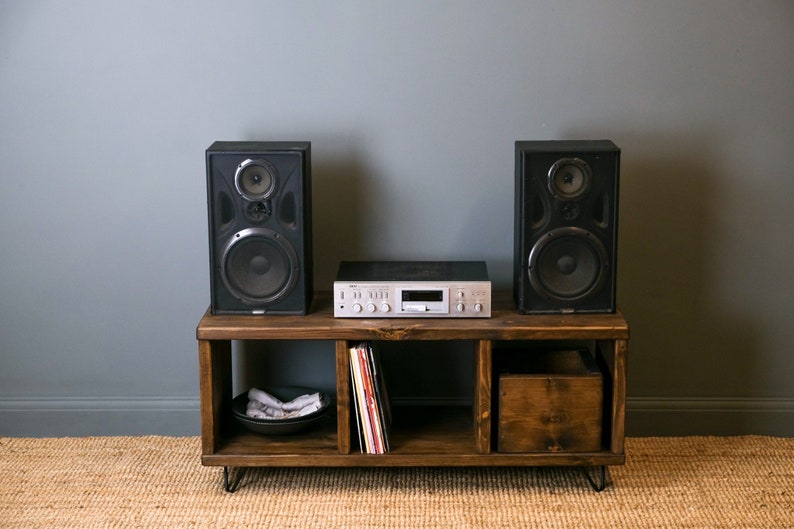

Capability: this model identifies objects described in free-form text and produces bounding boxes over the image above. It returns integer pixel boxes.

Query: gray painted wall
[1,1,792,437]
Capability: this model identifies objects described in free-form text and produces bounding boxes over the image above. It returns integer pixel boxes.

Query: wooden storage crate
[497,348,603,453]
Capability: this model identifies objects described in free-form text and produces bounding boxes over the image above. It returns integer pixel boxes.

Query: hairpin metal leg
[223,466,247,493]
[582,465,607,492]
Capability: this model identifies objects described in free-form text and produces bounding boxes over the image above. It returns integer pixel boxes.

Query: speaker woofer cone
[220,228,299,304]
[528,227,608,302]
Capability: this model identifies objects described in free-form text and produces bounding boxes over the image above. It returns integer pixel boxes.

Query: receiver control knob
[352,303,363,313]
[366,303,377,313]
[380,303,391,313]
[456,303,465,313]
[474,303,483,313]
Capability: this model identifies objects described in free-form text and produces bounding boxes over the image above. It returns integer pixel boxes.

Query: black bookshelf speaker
[513,140,620,314]
[206,141,313,314]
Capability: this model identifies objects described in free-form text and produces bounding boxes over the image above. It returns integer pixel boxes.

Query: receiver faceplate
[333,261,491,318]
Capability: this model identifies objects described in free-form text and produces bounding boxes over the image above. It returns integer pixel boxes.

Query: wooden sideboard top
[196,291,628,341]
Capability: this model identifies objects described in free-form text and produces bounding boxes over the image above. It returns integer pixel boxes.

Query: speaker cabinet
[206,141,312,314]
[514,140,619,314]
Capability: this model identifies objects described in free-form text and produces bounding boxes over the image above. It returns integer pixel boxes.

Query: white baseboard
[1,396,792,437]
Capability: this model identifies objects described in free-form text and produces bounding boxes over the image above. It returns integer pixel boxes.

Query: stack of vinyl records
[349,341,392,454]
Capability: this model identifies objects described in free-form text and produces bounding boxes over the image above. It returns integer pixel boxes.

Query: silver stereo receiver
[333,261,491,318]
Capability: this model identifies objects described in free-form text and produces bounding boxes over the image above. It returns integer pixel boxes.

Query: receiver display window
[402,290,443,302]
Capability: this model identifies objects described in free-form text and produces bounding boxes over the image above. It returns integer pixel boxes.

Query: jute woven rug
[1,436,791,528]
